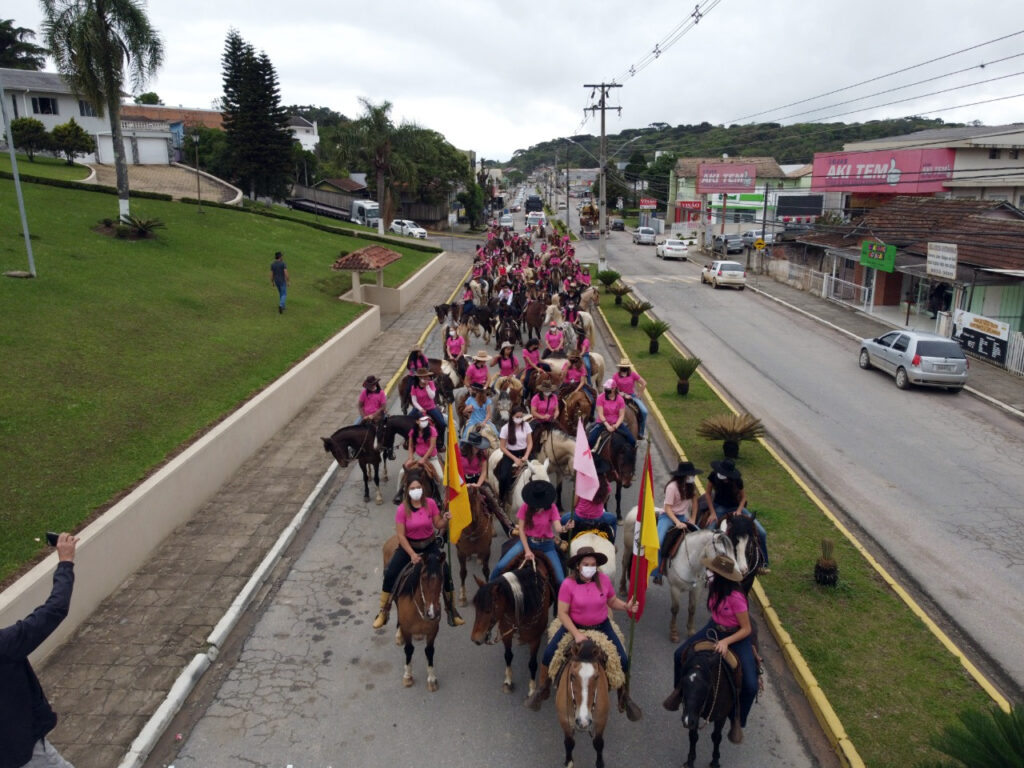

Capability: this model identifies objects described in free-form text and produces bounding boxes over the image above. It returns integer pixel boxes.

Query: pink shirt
[530,393,558,419]
[446,336,466,357]
[409,426,437,457]
[574,495,606,520]
[460,453,484,477]
[558,572,614,626]
[517,503,559,538]
[522,348,540,368]
[496,355,519,376]
[710,589,748,628]
[411,383,436,411]
[358,388,387,417]
[396,498,439,540]
[662,482,693,521]
[613,370,642,395]
[564,366,584,385]
[579,337,591,353]
[465,364,489,387]
[597,393,625,424]
[544,330,563,350]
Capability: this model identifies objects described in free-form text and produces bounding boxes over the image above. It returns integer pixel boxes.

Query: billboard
[954,309,1009,364]
[811,148,955,194]
[638,197,658,210]
[776,194,823,218]
[860,241,896,273]
[696,163,757,194]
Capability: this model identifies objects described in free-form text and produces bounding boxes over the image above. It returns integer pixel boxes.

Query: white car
[499,214,514,230]
[656,239,689,260]
[388,219,427,239]
[632,226,656,245]
[525,212,546,229]
[700,260,747,289]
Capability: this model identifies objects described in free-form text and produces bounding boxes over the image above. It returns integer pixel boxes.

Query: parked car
[741,230,776,247]
[633,226,656,245]
[557,202,567,210]
[610,218,625,231]
[700,260,747,289]
[388,219,427,238]
[712,234,745,254]
[510,204,522,212]
[499,214,515,230]
[858,330,969,391]
[656,239,689,260]
[776,223,814,242]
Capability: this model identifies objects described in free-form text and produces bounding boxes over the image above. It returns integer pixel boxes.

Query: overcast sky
[7,0,1024,160]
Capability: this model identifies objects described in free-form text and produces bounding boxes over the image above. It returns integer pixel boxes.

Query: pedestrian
[1,532,79,768]
[270,251,289,314]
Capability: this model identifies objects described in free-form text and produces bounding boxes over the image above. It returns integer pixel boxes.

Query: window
[988,148,1000,159]
[878,332,899,348]
[10,95,17,119]
[78,100,97,117]
[1010,149,1020,160]
[893,335,910,353]
[31,97,58,115]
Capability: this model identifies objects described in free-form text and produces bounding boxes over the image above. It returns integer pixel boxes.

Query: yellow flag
[445,404,472,544]
[639,451,660,583]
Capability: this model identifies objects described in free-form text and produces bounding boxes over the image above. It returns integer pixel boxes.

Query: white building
[288,115,319,151]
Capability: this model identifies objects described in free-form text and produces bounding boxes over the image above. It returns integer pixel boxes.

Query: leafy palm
[0,19,48,69]
[919,705,1024,768]
[41,0,163,221]
[351,98,420,232]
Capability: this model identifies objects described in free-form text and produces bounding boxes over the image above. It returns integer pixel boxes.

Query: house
[288,115,318,151]
[315,177,367,195]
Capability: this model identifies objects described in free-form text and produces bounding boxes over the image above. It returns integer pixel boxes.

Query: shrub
[696,413,766,443]
[122,215,166,237]
[596,269,621,291]
[639,317,670,340]
[622,295,652,324]
[669,355,702,380]
[10,117,51,161]
[920,704,1024,768]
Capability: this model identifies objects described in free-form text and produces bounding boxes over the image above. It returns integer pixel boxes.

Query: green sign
[859,241,896,273]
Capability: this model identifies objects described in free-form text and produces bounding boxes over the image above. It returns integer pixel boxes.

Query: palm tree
[353,98,420,234]
[41,0,163,221]
[0,19,48,69]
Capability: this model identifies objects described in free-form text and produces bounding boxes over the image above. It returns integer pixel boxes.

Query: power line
[610,0,723,84]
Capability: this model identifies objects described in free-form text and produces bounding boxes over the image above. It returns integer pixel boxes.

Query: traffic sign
[754,238,766,250]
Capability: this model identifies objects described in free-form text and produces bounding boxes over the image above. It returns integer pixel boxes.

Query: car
[388,219,427,238]
[510,204,521,212]
[656,239,689,260]
[557,202,567,210]
[858,330,969,391]
[712,234,745,254]
[499,214,514,230]
[741,230,776,248]
[700,260,747,289]
[610,219,625,231]
[633,226,656,245]
[525,211,546,229]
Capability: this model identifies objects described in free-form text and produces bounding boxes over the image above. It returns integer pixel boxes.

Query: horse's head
[470,577,500,645]
[567,639,607,731]
[434,303,450,323]
[495,389,512,425]
[680,652,716,730]
[612,435,637,487]
[721,515,755,577]
[522,458,551,486]
[321,436,349,468]
[412,550,445,622]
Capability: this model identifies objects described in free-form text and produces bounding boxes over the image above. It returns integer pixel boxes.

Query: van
[526,212,546,228]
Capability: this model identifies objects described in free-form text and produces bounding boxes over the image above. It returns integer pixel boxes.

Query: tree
[10,117,51,160]
[0,19,47,70]
[133,91,161,105]
[457,182,485,228]
[51,117,96,164]
[350,98,420,231]
[41,0,164,221]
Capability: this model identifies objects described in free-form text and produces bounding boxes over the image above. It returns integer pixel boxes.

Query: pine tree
[51,117,96,164]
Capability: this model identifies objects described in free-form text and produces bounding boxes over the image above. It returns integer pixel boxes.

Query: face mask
[418,421,430,429]
[513,416,524,424]
[408,488,424,501]
[580,565,598,580]
[685,476,696,485]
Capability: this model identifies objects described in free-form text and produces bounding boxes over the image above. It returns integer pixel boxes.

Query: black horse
[322,423,384,503]
[594,431,637,519]
[679,647,739,768]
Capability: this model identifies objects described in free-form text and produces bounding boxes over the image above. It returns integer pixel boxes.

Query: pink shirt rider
[446,335,466,357]
[496,355,519,376]
[564,365,584,385]
[411,382,437,411]
[558,572,614,626]
[460,452,484,478]
[462,287,473,302]
[522,348,540,368]
[517,503,560,538]
[579,337,591,354]
[396,498,440,540]
[407,355,428,372]
[544,330,563,351]
[710,588,748,628]
[574,494,606,520]
[662,482,694,522]
[530,393,558,420]
[597,392,625,424]
[358,388,387,417]
[613,370,642,396]
[409,426,437,458]
[465,363,489,387]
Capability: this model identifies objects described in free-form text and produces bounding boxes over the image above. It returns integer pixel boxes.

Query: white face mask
[513,416,524,424]
[408,488,424,501]
[418,420,430,429]
[580,565,598,580]
[685,476,696,485]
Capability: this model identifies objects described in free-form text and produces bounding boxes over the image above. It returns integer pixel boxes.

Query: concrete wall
[0,307,381,661]
[357,249,448,314]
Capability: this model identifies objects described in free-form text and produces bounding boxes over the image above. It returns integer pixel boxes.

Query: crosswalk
[624,274,700,285]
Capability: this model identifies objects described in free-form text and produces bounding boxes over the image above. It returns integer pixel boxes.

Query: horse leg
[458,552,468,607]
[685,727,699,768]
[362,464,371,502]
[710,718,725,768]
[687,586,699,637]
[425,640,438,692]
[615,482,623,521]
[563,734,576,768]
[503,641,515,693]
[374,462,383,505]
[593,733,605,768]
[526,642,539,697]
[669,583,681,644]
[619,551,632,594]
[403,639,415,687]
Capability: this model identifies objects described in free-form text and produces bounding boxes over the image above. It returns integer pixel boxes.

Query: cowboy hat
[670,461,703,479]
[537,381,557,393]
[701,554,742,582]
[709,459,742,481]
[500,341,514,350]
[618,357,631,368]
[521,479,556,509]
[362,375,379,387]
[414,368,434,378]
[567,545,608,571]
[473,350,491,362]
[567,351,582,360]
[463,431,486,447]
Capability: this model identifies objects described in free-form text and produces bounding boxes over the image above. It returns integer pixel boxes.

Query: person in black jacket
[0,532,78,768]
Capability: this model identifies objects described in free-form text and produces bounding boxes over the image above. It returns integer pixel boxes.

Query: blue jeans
[275,281,287,309]
[543,618,629,673]
[490,538,564,585]
[713,504,769,567]
[588,422,636,447]
[583,353,593,384]
[561,510,617,539]
[627,396,648,438]
[673,619,758,727]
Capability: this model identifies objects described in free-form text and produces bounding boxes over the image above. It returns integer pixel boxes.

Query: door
[888,334,911,374]
[872,331,900,373]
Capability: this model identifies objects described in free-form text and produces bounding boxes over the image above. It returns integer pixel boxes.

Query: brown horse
[455,486,497,605]
[557,385,594,434]
[321,423,384,504]
[593,410,638,519]
[679,646,740,768]
[557,639,611,768]
[523,300,548,341]
[470,560,552,698]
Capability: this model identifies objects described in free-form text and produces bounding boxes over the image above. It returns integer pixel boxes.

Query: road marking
[627,275,698,285]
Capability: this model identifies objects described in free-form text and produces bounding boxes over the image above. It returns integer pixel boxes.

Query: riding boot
[525,664,551,710]
[618,685,643,721]
[443,590,465,627]
[662,686,684,712]
[372,591,391,629]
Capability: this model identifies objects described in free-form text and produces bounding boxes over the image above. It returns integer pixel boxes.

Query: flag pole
[444,404,454,566]
[624,442,652,688]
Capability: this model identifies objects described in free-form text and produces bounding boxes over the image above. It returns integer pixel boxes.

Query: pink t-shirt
[358,389,386,417]
[497,355,519,376]
[597,393,625,424]
[574,495,606,520]
[396,498,439,540]
[662,482,693,521]
[710,589,748,628]
[517,503,559,538]
[564,366,584,385]
[460,453,484,477]
[446,336,466,357]
[613,370,642,395]
[409,426,437,457]
[465,364,489,386]
[411,383,436,411]
[544,330,563,350]
[522,348,540,368]
[531,393,558,419]
[579,338,591,353]
[558,572,614,626]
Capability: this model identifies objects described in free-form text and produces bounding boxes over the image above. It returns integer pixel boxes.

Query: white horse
[620,507,749,642]
[485,456,551,517]
[579,286,600,312]
[568,531,616,582]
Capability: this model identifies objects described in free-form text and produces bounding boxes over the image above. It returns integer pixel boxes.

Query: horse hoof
[395,629,403,646]
[459,596,468,607]
[669,630,680,644]
[427,678,439,692]
[502,681,515,694]
[403,675,414,688]
[375,495,383,506]
[363,494,370,502]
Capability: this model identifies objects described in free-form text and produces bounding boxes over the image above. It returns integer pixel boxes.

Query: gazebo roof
[331,245,402,271]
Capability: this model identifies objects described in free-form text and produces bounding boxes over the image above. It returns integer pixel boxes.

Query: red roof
[319,177,367,193]
[331,246,402,271]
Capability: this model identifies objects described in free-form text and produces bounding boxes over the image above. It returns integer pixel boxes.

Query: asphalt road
[591,229,1024,693]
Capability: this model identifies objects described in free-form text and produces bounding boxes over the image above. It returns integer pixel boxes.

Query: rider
[489,479,566,585]
[356,375,386,425]
[561,351,587,395]
[587,379,636,448]
[520,338,547,391]
[490,342,520,384]
[460,383,494,441]
[702,459,770,574]
[392,414,443,504]
[444,326,466,363]
[372,476,463,629]
[465,350,491,390]
[529,381,560,437]
[406,346,429,374]
[494,405,533,501]
[653,461,703,584]
[577,330,593,385]
[561,456,617,535]
[542,321,564,359]
[460,281,476,319]
[526,546,641,721]
[612,358,648,441]
[663,554,757,743]
[409,370,446,440]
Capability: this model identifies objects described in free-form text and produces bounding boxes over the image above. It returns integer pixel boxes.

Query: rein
[696,635,727,731]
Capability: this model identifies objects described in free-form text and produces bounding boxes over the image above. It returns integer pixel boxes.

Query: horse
[556,639,611,768]
[593,424,637,519]
[493,375,523,411]
[579,286,600,312]
[434,302,461,325]
[470,562,552,697]
[679,646,740,768]
[466,305,495,343]
[321,423,384,504]
[523,300,547,341]
[455,486,497,605]
[558,386,594,434]
[494,317,522,350]
[533,426,575,504]
[485,456,551,517]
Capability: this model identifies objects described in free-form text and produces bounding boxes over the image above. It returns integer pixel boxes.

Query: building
[287,115,318,151]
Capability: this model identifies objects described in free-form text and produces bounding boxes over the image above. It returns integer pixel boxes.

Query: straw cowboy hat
[473,350,491,363]
[521,479,557,509]
[567,350,581,361]
[669,461,703,479]
[618,357,631,368]
[709,459,742,481]
[537,381,557,394]
[701,554,742,582]
[567,545,608,571]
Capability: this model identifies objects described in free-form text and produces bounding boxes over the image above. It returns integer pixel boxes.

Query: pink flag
[574,418,600,501]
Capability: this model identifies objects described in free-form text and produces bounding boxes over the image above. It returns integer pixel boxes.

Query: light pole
[192,132,202,213]
[0,68,36,277]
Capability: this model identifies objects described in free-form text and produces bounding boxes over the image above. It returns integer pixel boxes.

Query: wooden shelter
[331,245,402,303]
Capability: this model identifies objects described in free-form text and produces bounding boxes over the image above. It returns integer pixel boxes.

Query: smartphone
[45,532,59,546]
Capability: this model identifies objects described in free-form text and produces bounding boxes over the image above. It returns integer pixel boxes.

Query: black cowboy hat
[463,432,485,447]
[670,460,703,479]
[709,459,741,481]
[362,375,379,387]
[701,553,742,582]
[521,479,556,509]
[567,545,608,571]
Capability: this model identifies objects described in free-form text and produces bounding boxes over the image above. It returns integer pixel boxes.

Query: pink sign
[811,148,955,193]
[696,163,757,194]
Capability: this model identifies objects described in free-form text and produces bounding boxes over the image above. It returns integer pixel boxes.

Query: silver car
[632,227,656,245]
[858,330,969,391]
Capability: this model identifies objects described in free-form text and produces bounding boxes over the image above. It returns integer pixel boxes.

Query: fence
[1006,331,1024,376]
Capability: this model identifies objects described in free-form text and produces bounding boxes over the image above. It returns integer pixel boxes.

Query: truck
[350,199,380,228]
[525,194,543,214]
[579,202,600,239]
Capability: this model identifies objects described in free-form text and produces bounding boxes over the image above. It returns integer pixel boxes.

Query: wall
[358,249,449,314]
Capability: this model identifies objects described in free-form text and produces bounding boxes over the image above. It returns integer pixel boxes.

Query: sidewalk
[745,273,1024,415]
[37,248,472,768]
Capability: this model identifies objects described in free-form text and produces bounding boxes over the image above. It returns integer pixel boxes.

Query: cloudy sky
[7,0,1024,160]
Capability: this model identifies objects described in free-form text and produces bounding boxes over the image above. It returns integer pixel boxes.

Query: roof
[784,163,813,178]
[331,246,402,271]
[0,68,74,94]
[845,123,1024,151]
[120,104,224,129]
[674,156,786,179]
[288,115,314,128]
[318,177,366,193]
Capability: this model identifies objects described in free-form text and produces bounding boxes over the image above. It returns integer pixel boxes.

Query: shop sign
[811,148,955,193]
[859,241,896,273]
[638,197,658,210]
[953,309,1010,364]
[926,242,958,280]
[677,200,703,210]
[695,163,757,194]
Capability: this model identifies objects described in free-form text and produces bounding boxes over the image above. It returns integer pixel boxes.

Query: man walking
[270,251,290,313]
[1,532,79,768]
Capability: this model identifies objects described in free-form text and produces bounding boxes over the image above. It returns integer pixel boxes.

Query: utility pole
[0,69,36,277]
[584,83,622,270]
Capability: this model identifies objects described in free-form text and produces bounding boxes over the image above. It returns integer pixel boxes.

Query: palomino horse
[380,542,445,692]
[455,486,498,605]
[578,286,600,312]
[679,646,740,768]
[557,640,610,768]
[533,426,575,504]
[470,561,552,698]
[321,423,384,504]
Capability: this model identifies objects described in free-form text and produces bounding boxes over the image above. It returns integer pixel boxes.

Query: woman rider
[490,342,520,386]
[356,375,386,425]
[542,321,564,360]
[464,350,491,391]
[494,405,533,501]
[460,281,476,319]
[587,379,636,448]
[444,326,466,363]
[529,381,559,448]
[460,383,494,441]
[406,346,429,374]
[663,554,758,743]
[577,329,593,385]
[561,456,617,536]
[701,459,770,574]
[560,351,593,406]
[372,476,463,629]
[521,338,548,391]
[489,479,566,585]
[526,546,641,721]
[612,358,648,441]
[653,461,703,584]
[409,370,446,443]
[392,413,443,504]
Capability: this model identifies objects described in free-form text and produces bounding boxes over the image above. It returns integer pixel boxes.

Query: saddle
[660,524,698,567]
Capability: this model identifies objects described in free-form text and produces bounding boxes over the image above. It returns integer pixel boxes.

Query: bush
[122,215,166,237]
[10,117,51,161]
[696,413,766,442]
[51,118,96,165]
[639,317,670,339]
[596,269,621,291]
[669,355,702,380]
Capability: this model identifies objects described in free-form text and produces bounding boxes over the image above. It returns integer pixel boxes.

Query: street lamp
[191,132,203,213]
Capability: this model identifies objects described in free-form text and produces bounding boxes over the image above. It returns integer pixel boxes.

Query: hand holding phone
[46,532,59,546]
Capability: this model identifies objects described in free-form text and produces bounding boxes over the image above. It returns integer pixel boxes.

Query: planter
[723,439,740,459]
[676,378,690,396]
[649,339,660,354]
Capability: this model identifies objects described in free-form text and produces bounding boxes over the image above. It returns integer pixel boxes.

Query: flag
[628,450,659,620]
[445,404,472,544]
[573,418,600,501]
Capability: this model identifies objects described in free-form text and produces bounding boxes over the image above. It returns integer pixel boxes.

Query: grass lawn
[600,299,995,768]
[0,179,438,584]
[0,152,90,181]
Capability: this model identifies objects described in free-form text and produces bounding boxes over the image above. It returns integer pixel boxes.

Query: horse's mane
[395,550,443,598]
[503,566,546,616]
[575,638,603,663]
